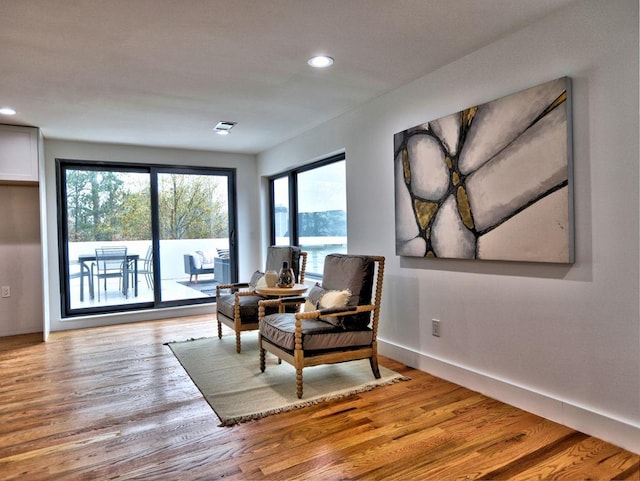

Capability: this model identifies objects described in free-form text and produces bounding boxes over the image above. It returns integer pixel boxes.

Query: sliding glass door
[58,160,236,317]
[156,171,231,303]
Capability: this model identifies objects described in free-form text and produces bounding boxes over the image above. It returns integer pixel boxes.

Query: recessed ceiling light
[213,121,237,135]
[307,55,334,68]
[0,107,17,116]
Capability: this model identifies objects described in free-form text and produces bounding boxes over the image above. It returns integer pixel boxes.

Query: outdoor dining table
[78,253,139,302]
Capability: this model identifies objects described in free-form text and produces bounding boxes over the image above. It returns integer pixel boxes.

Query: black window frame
[268,152,346,279]
[56,158,238,318]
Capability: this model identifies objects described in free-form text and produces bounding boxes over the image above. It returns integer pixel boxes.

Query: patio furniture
[138,246,154,288]
[214,256,231,284]
[92,246,129,301]
[258,254,385,398]
[79,252,139,301]
[184,252,215,283]
[69,261,93,302]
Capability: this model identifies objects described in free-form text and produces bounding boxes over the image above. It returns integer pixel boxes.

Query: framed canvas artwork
[393,77,573,263]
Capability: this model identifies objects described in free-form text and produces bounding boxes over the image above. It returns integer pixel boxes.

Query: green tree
[299,210,346,236]
[120,188,152,240]
[66,169,228,241]
[159,174,228,239]
[94,171,125,241]
[66,170,94,241]
[66,170,127,241]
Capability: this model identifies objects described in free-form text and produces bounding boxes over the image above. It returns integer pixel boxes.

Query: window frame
[268,152,346,279]
[56,158,238,318]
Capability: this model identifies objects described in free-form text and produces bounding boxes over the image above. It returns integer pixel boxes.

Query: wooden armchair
[216,246,307,353]
[258,254,385,398]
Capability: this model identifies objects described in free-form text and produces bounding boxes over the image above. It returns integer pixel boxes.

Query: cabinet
[0,125,39,183]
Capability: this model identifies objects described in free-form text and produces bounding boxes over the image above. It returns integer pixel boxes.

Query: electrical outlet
[1,286,10,298]
[432,319,441,337]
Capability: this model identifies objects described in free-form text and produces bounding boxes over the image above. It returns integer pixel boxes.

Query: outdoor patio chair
[216,246,307,353]
[138,245,153,288]
[69,260,93,301]
[258,254,385,398]
[92,246,129,301]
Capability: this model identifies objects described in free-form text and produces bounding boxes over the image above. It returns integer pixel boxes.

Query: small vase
[276,261,295,288]
[264,270,278,287]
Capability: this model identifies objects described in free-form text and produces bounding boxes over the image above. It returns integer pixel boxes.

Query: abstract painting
[394,77,573,263]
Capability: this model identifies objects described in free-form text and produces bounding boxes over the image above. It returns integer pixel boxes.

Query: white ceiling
[0,0,575,154]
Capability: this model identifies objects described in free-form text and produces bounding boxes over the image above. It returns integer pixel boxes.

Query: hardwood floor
[0,315,637,480]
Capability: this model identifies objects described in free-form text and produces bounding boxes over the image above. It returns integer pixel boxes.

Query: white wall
[42,139,260,332]
[258,0,640,453]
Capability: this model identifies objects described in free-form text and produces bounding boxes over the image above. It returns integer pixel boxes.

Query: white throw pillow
[318,289,351,323]
[319,289,351,309]
[191,252,202,269]
[196,250,215,264]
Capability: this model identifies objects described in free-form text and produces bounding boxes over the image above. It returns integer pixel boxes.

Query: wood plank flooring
[0,315,637,480]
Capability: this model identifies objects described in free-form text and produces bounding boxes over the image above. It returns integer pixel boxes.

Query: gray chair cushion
[248,270,264,288]
[305,283,325,310]
[260,313,373,353]
[217,293,278,324]
[266,246,302,282]
[322,254,375,329]
[217,246,304,328]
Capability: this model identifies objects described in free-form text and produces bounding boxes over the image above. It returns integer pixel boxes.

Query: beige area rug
[167,332,409,426]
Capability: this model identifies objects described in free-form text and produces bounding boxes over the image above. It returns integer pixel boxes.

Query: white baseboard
[379,339,640,455]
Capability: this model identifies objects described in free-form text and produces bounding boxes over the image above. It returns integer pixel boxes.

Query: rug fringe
[218,374,410,427]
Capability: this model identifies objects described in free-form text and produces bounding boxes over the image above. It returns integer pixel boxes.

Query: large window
[269,153,346,277]
[57,160,237,317]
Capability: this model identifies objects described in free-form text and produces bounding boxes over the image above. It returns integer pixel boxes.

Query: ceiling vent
[214,121,237,135]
